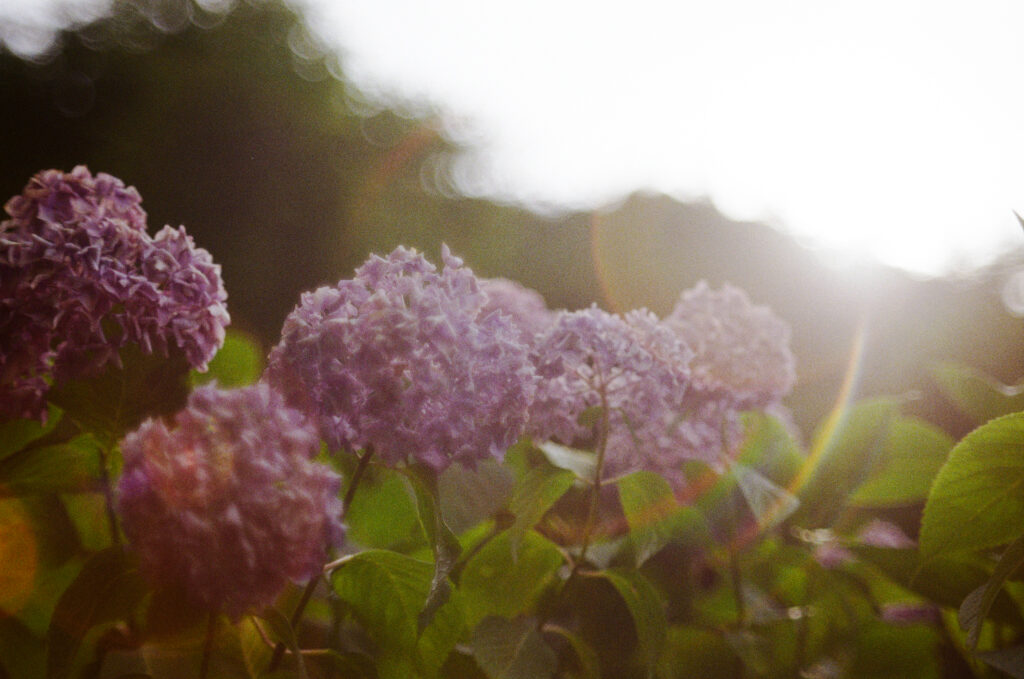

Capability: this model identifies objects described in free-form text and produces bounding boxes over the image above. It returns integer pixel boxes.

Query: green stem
[97,445,122,548]
[578,383,611,566]
[199,610,218,679]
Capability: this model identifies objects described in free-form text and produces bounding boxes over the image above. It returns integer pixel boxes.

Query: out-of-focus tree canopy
[3,0,1023,439]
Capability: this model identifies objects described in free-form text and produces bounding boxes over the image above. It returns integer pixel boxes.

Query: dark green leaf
[920,412,1024,559]
[46,547,148,679]
[258,607,308,679]
[470,616,556,679]
[590,569,667,675]
[931,362,1024,424]
[0,405,62,461]
[977,645,1024,678]
[541,624,600,679]
[0,435,102,496]
[0,615,46,678]
[850,417,953,506]
[190,329,263,388]
[958,533,1024,649]
[48,344,190,446]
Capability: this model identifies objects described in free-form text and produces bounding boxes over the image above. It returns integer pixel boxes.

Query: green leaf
[617,471,681,567]
[238,617,272,679]
[541,624,600,679]
[849,417,953,506]
[457,531,563,630]
[736,411,804,484]
[191,329,263,388]
[976,645,1024,678]
[931,362,1024,424]
[400,467,462,634]
[0,405,62,461]
[470,616,556,679]
[920,412,1024,560]
[258,608,308,679]
[797,397,901,526]
[958,533,1024,649]
[535,441,596,483]
[48,344,190,446]
[438,459,513,534]
[330,550,434,679]
[46,547,148,679]
[506,460,575,560]
[344,463,423,550]
[0,616,45,678]
[732,464,800,531]
[590,569,667,675]
[0,435,102,496]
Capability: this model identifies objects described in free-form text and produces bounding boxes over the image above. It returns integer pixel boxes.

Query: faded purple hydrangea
[479,277,556,340]
[265,245,536,471]
[666,281,795,409]
[526,305,711,481]
[117,383,343,620]
[0,167,229,421]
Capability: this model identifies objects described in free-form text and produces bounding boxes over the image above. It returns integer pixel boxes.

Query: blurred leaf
[61,493,113,552]
[733,464,800,531]
[589,569,667,675]
[190,329,263,388]
[46,547,148,679]
[658,626,736,679]
[257,608,307,679]
[958,533,1024,649]
[0,405,62,461]
[849,417,953,507]
[308,650,378,679]
[920,412,1024,560]
[48,344,190,446]
[797,398,901,526]
[0,435,102,496]
[535,441,596,483]
[736,412,805,484]
[976,645,1024,678]
[469,616,556,679]
[931,362,1024,424]
[723,630,771,676]
[541,624,600,679]
[238,616,272,679]
[506,456,575,560]
[849,622,940,679]
[617,471,682,567]
[457,531,563,630]
[0,613,46,678]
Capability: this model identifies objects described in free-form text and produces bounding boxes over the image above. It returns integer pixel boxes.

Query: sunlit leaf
[931,362,1024,424]
[506,458,575,560]
[616,470,689,567]
[920,412,1024,560]
[470,616,556,679]
[733,464,800,531]
[344,464,423,550]
[190,329,263,388]
[849,417,953,506]
[535,441,596,483]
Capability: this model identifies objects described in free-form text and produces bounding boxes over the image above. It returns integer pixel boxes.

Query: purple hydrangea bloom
[117,383,343,620]
[479,277,556,340]
[666,281,795,409]
[0,167,229,421]
[265,245,536,471]
[527,306,712,481]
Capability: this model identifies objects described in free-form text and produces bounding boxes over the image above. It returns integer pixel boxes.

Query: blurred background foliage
[2,0,1023,440]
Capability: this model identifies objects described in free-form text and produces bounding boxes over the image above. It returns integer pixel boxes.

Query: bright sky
[5,0,1024,276]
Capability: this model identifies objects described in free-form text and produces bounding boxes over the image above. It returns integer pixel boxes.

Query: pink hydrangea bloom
[265,246,536,471]
[0,167,229,421]
[117,383,343,620]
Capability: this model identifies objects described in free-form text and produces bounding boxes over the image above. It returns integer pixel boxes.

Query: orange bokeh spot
[0,497,39,615]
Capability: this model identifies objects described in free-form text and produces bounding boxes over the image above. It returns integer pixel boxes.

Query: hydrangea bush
[3,168,1024,679]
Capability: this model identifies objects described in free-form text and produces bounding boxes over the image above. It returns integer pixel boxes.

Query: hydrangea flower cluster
[0,167,229,421]
[479,277,556,340]
[265,246,536,471]
[526,306,705,481]
[117,383,343,620]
